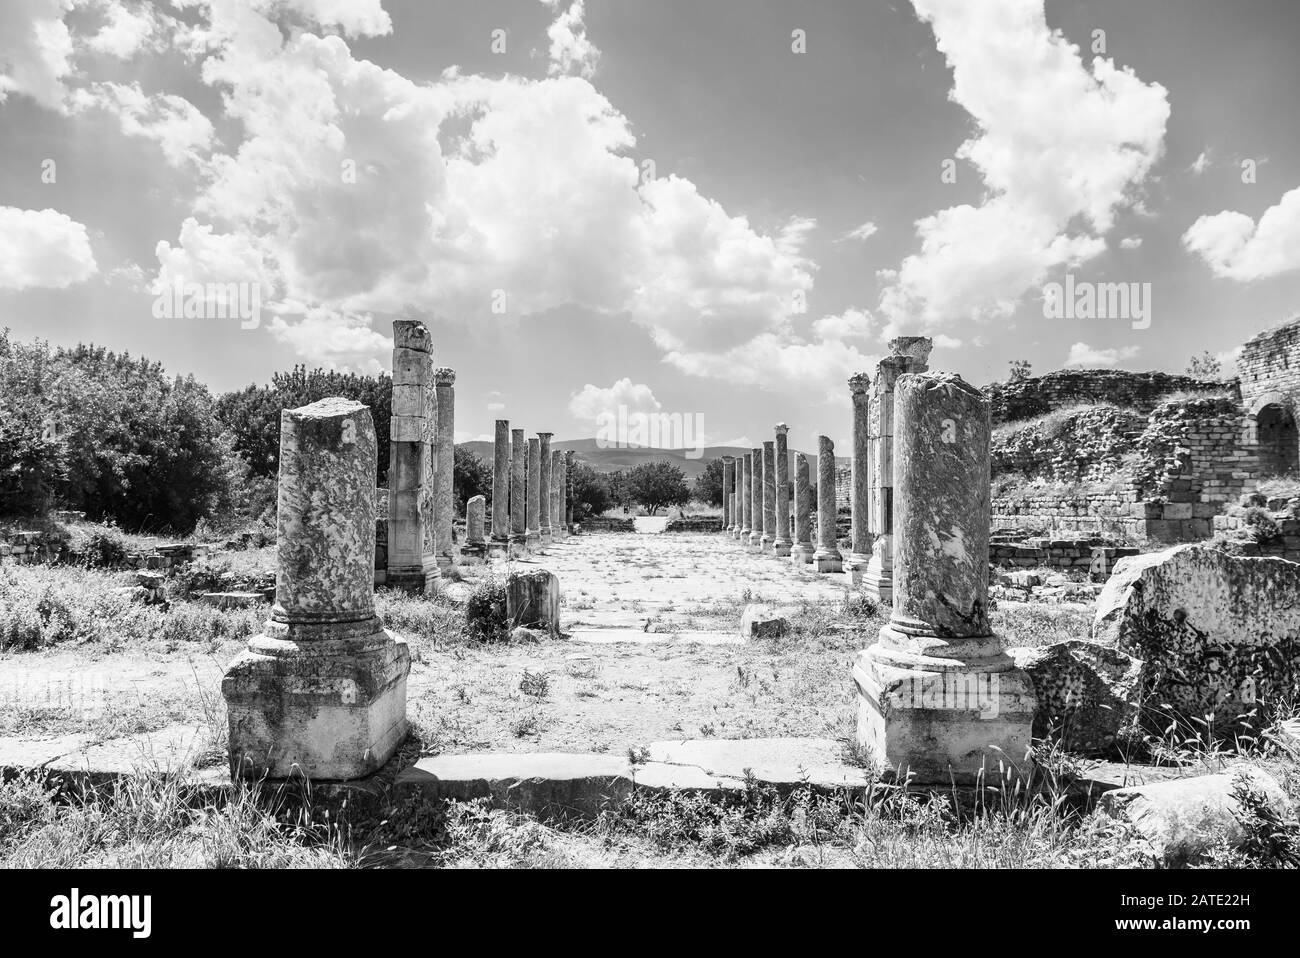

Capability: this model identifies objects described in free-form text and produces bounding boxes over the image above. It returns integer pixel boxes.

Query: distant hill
[457,438,845,482]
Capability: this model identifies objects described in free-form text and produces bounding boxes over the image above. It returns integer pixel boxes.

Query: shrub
[465,578,508,641]
[1243,506,1281,543]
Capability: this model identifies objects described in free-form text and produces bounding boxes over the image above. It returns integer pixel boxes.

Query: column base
[748,532,763,549]
[773,539,792,557]
[541,530,553,546]
[738,528,750,543]
[433,552,456,574]
[852,625,1035,785]
[862,568,893,606]
[460,543,488,566]
[487,539,509,560]
[525,532,541,552]
[790,543,814,564]
[223,626,410,781]
[760,535,774,553]
[385,568,430,594]
[508,536,528,558]
[811,550,842,573]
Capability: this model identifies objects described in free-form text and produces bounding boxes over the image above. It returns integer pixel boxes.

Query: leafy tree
[604,469,631,509]
[693,458,724,506]
[627,461,690,515]
[453,446,492,514]
[567,460,612,519]
[1187,351,1223,380]
[1008,359,1032,382]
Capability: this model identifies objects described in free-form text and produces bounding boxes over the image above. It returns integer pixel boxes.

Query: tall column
[774,425,792,556]
[550,449,564,540]
[812,436,842,572]
[489,419,510,558]
[790,451,814,564]
[509,428,527,556]
[853,373,1035,784]
[846,372,873,584]
[432,367,457,572]
[748,446,764,548]
[760,440,776,552]
[461,495,487,565]
[739,453,752,541]
[564,450,576,531]
[387,320,432,593]
[538,432,553,544]
[721,456,734,533]
[525,437,541,550]
[223,398,410,780]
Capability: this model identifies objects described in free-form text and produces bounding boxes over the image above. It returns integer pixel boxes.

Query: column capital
[393,320,431,351]
[774,422,789,436]
[887,336,933,368]
[434,366,456,386]
[848,372,872,394]
[537,431,553,440]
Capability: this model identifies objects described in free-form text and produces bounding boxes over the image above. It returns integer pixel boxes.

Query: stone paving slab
[645,737,869,787]
[567,628,744,646]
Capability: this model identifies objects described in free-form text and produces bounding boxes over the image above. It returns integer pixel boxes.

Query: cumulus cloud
[0,0,75,110]
[568,378,661,421]
[878,0,1169,336]
[1063,342,1139,368]
[1189,151,1211,176]
[837,221,878,243]
[1182,186,1300,281]
[0,206,98,290]
[542,0,600,79]
[70,82,214,166]
[82,0,165,59]
[1119,236,1142,250]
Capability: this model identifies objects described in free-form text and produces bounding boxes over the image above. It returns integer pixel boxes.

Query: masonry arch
[1253,397,1299,477]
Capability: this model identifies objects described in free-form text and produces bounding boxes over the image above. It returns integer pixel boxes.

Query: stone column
[760,440,776,552]
[509,428,527,556]
[853,373,1035,785]
[774,425,792,556]
[721,456,734,533]
[489,419,510,558]
[743,452,754,540]
[525,437,541,550]
[865,337,932,605]
[387,321,432,592]
[846,372,873,583]
[223,398,410,780]
[461,495,487,565]
[791,451,814,564]
[748,446,764,548]
[550,448,565,540]
[432,367,457,572]
[565,450,576,531]
[538,432,553,545]
[813,436,842,572]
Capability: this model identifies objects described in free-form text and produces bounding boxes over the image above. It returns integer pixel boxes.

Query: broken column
[490,419,510,559]
[387,321,432,593]
[538,432,553,545]
[510,428,527,556]
[846,372,872,584]
[864,337,932,605]
[525,436,542,551]
[812,436,843,572]
[749,446,764,548]
[791,451,814,564]
[721,456,734,534]
[761,440,777,553]
[739,453,752,542]
[461,495,487,565]
[223,398,410,780]
[432,367,457,573]
[852,372,1034,784]
[774,425,792,556]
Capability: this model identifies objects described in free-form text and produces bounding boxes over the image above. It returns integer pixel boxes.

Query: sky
[1,0,1298,456]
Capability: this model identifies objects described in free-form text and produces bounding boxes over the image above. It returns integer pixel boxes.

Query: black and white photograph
[0,0,1296,922]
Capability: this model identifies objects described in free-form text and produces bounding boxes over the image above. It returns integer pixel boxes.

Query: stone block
[506,569,561,635]
[739,604,791,639]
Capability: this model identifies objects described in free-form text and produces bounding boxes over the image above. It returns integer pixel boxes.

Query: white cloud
[542,0,600,79]
[879,0,1169,336]
[837,221,878,243]
[486,401,505,412]
[0,0,75,110]
[0,206,97,290]
[1119,236,1142,250]
[70,82,214,167]
[82,0,164,59]
[265,305,389,373]
[1063,341,1139,368]
[1182,186,1300,281]
[568,378,661,420]
[1189,151,1211,176]
[811,308,876,341]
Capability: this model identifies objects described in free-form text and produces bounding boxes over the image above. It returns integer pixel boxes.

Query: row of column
[489,422,572,559]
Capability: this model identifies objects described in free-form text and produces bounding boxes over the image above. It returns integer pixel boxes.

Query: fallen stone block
[1097,766,1293,865]
[1010,640,1143,756]
[506,569,561,636]
[739,604,790,639]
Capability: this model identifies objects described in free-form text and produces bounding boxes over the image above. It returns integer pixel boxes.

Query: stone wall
[990,536,1139,572]
[992,405,1146,483]
[985,369,1232,426]
[663,516,724,533]
[1239,315,1300,416]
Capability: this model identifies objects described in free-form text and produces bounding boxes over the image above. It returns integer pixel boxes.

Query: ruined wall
[986,369,1233,426]
[1239,315,1300,415]
[992,406,1145,483]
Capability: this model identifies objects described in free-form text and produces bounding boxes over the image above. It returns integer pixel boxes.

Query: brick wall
[1238,315,1300,414]
[985,369,1232,426]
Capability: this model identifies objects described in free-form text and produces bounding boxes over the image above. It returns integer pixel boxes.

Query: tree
[693,458,724,506]
[453,446,492,514]
[1008,359,1032,382]
[604,469,631,509]
[1187,351,1223,380]
[627,461,690,515]
[567,460,612,519]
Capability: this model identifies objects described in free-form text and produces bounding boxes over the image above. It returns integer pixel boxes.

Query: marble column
[565,450,576,531]
[748,446,764,548]
[853,373,1035,785]
[846,372,873,584]
[812,436,842,572]
[525,437,541,550]
[538,432,553,545]
[489,419,510,559]
[739,453,752,542]
[790,451,814,564]
[865,337,932,605]
[223,398,410,780]
[550,448,564,540]
[432,367,457,572]
[774,425,792,556]
[721,456,734,533]
[387,320,433,593]
[760,440,776,553]
[509,428,527,556]
[461,495,487,565]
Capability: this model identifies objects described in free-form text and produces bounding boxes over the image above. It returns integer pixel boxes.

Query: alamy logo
[1042,273,1151,330]
[50,889,151,938]
[595,405,706,459]
[152,278,262,329]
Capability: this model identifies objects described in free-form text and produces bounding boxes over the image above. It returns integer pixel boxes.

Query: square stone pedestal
[774,541,792,557]
[852,631,1035,784]
[812,552,842,573]
[789,544,814,564]
[224,625,410,780]
[487,540,509,561]
[844,554,870,587]
[460,542,488,566]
